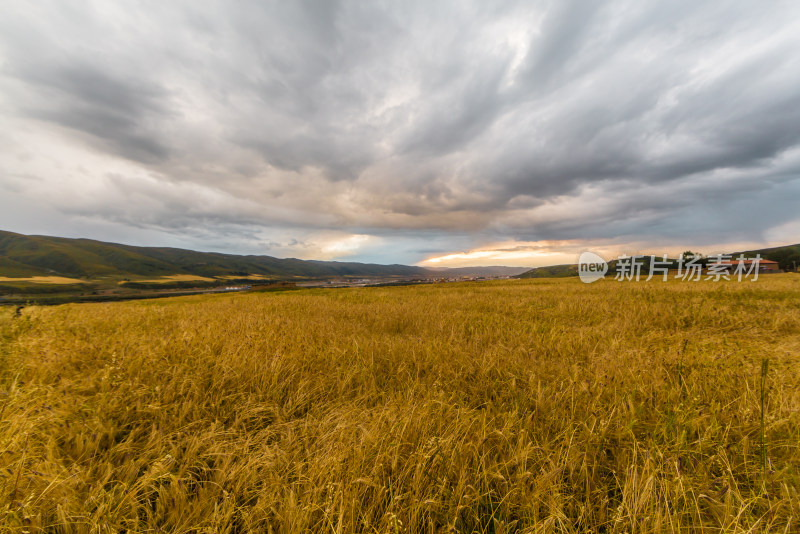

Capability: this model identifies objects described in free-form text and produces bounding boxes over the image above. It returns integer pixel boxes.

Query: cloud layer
[1,0,799,265]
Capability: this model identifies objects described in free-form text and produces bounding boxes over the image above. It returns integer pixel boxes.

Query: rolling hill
[515,243,800,278]
[737,243,800,271]
[0,230,527,281]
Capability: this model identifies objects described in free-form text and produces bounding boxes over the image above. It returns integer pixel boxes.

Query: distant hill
[515,243,800,279]
[0,230,528,280]
[735,244,800,272]
[514,264,579,278]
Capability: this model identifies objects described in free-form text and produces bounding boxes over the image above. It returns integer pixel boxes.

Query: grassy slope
[517,244,800,278]
[0,257,52,278]
[0,231,184,278]
[738,244,800,272]
[0,230,446,280]
[1,276,799,531]
[515,264,578,278]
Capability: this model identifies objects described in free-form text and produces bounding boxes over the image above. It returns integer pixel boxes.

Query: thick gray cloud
[1,0,799,265]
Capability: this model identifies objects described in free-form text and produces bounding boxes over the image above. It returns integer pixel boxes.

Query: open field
[119,275,218,284]
[1,275,799,532]
[0,276,87,285]
[218,275,277,281]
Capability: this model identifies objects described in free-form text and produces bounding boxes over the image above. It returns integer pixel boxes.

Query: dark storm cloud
[1,0,799,260]
[0,3,175,163]
[26,64,172,163]
[515,0,604,91]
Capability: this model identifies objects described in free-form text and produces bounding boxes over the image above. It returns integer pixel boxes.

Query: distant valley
[0,230,527,303]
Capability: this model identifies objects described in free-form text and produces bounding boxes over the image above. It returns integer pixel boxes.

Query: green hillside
[0,230,430,279]
[737,244,800,271]
[0,230,527,281]
[0,232,178,278]
[514,264,578,278]
[515,244,800,279]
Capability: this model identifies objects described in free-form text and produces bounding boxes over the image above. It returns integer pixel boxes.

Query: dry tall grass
[1,276,799,532]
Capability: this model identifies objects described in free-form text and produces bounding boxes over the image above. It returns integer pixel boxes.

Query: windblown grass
[1,275,799,532]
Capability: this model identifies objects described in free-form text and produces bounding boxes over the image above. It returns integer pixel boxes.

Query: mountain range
[0,230,527,280]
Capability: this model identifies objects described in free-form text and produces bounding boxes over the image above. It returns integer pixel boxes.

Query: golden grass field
[1,275,799,532]
[119,275,218,284]
[0,277,86,285]
[218,275,276,281]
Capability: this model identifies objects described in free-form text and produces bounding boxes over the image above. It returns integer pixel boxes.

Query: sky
[1,1,799,267]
